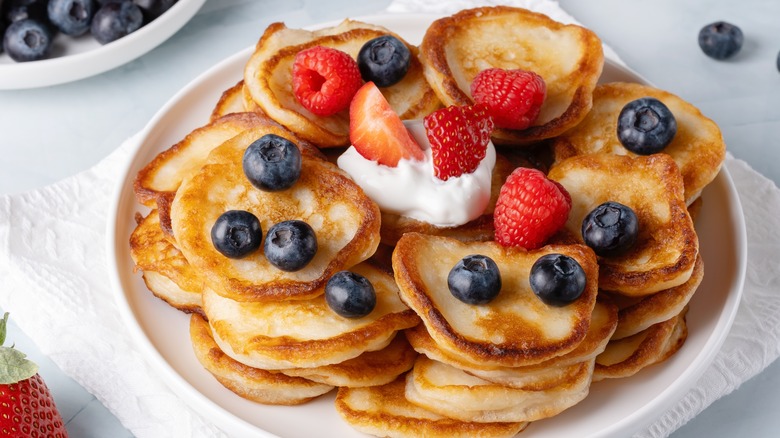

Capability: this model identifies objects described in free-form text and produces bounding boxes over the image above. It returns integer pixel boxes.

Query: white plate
[107,13,747,438]
[0,0,206,89]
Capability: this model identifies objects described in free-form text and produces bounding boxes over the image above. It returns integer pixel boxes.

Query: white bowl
[0,0,206,89]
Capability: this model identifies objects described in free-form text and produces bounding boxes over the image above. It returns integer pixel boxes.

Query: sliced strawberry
[349,82,424,166]
[423,104,494,181]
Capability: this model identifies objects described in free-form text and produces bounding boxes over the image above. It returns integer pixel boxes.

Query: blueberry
[698,21,743,60]
[447,254,502,305]
[776,50,780,73]
[133,0,176,22]
[357,35,411,87]
[48,0,95,36]
[6,0,50,24]
[3,19,52,62]
[529,254,587,306]
[581,201,639,257]
[264,220,317,272]
[243,134,301,192]
[90,1,142,44]
[210,210,262,259]
[325,271,377,318]
[617,97,677,155]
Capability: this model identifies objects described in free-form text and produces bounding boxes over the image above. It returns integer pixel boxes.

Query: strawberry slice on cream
[348,82,424,166]
[339,93,495,227]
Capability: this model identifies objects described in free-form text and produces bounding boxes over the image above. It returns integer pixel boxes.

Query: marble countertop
[1,0,777,436]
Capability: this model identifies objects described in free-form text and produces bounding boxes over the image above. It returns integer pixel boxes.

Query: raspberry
[292,46,363,116]
[424,104,494,181]
[493,167,571,249]
[471,68,546,130]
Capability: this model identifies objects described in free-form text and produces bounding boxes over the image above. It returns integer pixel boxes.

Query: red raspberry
[493,167,571,249]
[292,46,363,116]
[423,104,494,181]
[471,68,546,130]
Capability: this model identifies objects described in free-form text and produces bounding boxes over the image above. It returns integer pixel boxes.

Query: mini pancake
[465,358,591,392]
[608,254,703,340]
[209,80,247,122]
[378,153,515,246]
[134,111,322,208]
[189,314,333,405]
[203,262,419,370]
[688,196,703,223]
[548,153,699,296]
[393,233,599,368]
[420,6,603,145]
[279,334,417,387]
[129,210,202,314]
[335,377,528,438]
[405,298,617,379]
[593,308,688,381]
[242,81,262,113]
[552,82,726,205]
[171,126,381,302]
[244,20,440,148]
[404,356,594,423]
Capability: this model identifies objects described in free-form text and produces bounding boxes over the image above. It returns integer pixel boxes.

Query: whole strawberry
[494,167,571,249]
[424,104,494,181]
[292,45,363,116]
[471,68,546,130]
[0,313,68,438]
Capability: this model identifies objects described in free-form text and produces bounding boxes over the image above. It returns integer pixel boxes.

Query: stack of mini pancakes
[132,118,424,405]
[129,5,725,438]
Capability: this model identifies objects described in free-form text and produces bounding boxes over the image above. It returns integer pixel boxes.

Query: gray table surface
[1,0,778,436]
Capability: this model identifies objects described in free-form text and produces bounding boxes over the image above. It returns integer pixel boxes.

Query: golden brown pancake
[420,6,603,145]
[335,377,528,438]
[134,111,315,208]
[171,126,381,302]
[189,314,333,405]
[608,254,703,340]
[129,210,203,314]
[203,262,419,370]
[404,356,594,423]
[552,82,726,204]
[393,233,599,367]
[548,153,699,296]
[279,334,417,387]
[244,20,440,147]
[688,196,703,223]
[241,81,262,113]
[593,308,688,381]
[405,298,617,376]
[209,81,247,122]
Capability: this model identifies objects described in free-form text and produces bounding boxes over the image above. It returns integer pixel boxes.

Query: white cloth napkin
[0,1,778,438]
[0,136,225,438]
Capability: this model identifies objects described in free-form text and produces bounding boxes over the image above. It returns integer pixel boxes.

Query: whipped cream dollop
[337,120,496,227]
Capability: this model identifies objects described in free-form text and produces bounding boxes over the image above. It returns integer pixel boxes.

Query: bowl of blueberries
[0,0,206,89]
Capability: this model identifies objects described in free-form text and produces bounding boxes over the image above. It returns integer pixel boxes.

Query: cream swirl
[337,120,496,227]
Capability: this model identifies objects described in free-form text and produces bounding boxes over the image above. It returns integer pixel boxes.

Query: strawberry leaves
[0,313,38,384]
